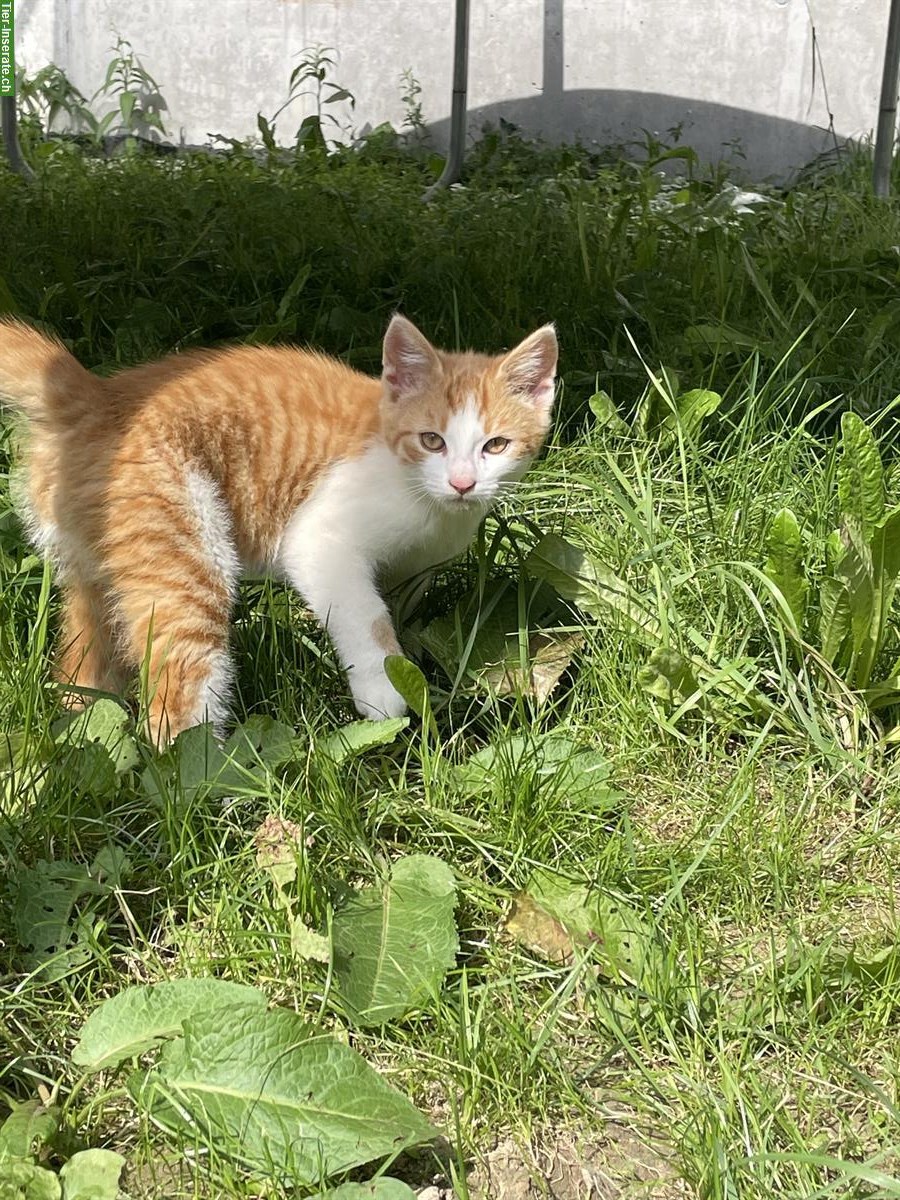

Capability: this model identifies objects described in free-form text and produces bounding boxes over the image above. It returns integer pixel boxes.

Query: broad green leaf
[835,516,875,673]
[825,528,844,571]
[332,855,458,1026]
[257,112,276,151]
[142,723,274,806]
[838,944,900,990]
[454,734,618,812]
[59,1150,124,1200]
[506,870,665,1009]
[0,728,53,806]
[633,386,658,440]
[53,743,117,803]
[417,584,494,680]
[0,1160,61,1199]
[864,679,900,712]
[860,505,900,687]
[0,1102,58,1163]
[9,849,126,980]
[872,505,900,592]
[134,1006,436,1182]
[524,533,613,615]
[90,845,130,889]
[224,716,303,769]
[383,657,437,736]
[318,718,409,765]
[763,508,808,631]
[778,943,900,1018]
[52,699,138,774]
[588,390,629,435]
[142,724,229,804]
[838,412,884,536]
[119,91,136,126]
[420,578,530,676]
[660,388,722,442]
[638,647,700,705]
[11,860,96,978]
[382,657,427,716]
[525,534,659,638]
[526,870,662,983]
[290,916,331,963]
[314,1181,416,1200]
[297,113,328,152]
[72,979,267,1072]
[819,577,851,667]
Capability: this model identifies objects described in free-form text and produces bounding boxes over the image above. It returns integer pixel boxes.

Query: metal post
[423,0,470,200]
[1,95,31,177]
[874,0,900,197]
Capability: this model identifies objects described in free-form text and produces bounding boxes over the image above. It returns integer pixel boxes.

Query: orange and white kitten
[0,315,557,744]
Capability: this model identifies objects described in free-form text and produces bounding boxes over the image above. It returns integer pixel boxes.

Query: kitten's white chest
[276,444,481,581]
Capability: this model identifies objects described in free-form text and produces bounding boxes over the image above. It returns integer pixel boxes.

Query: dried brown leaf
[483,631,584,704]
[504,894,574,964]
[253,815,304,891]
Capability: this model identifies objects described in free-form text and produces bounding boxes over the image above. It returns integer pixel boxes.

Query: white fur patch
[419,398,523,506]
[10,464,69,575]
[445,397,487,458]
[185,467,240,599]
[277,443,482,584]
[184,468,240,731]
[276,442,484,718]
[192,647,235,734]
[17,496,99,584]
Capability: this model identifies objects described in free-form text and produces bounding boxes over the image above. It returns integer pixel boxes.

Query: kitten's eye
[483,437,510,455]
[420,432,445,452]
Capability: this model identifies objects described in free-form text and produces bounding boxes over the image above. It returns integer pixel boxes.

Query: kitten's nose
[450,475,476,495]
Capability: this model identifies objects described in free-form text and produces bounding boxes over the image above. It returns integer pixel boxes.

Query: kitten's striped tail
[0,319,102,427]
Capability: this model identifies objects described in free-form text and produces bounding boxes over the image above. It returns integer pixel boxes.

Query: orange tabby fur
[0,316,557,744]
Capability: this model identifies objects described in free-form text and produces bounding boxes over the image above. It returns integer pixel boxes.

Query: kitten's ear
[501,324,558,411]
[382,314,441,401]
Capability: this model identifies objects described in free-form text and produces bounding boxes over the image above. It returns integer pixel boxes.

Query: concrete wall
[15,0,888,179]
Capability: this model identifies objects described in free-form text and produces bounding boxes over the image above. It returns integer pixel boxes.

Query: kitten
[0,315,557,744]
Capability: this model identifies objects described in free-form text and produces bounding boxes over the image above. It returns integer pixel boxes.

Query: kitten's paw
[351,668,407,720]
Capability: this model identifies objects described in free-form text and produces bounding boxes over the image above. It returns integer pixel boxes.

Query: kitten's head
[380,314,558,508]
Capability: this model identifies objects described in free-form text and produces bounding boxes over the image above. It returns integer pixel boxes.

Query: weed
[258,45,355,156]
[399,68,429,146]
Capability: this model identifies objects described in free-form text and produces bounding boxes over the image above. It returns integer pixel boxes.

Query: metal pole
[423,0,470,200]
[1,95,31,178]
[874,0,900,197]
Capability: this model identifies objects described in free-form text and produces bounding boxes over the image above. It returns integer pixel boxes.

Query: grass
[4,124,900,1198]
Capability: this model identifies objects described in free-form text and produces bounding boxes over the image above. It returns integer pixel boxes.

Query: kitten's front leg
[284,543,407,720]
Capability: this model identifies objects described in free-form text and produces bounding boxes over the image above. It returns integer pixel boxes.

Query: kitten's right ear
[382,315,440,401]
[500,324,558,411]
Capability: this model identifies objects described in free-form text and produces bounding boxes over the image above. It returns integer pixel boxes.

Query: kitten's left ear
[501,324,558,411]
